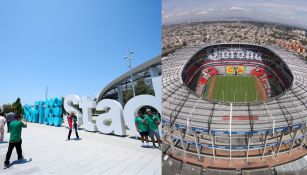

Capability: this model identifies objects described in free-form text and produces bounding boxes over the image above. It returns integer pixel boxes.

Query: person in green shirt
[4,113,27,168]
[153,111,161,120]
[144,109,161,148]
[135,111,149,147]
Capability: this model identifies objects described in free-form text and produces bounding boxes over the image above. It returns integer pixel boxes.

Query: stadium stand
[162,43,307,171]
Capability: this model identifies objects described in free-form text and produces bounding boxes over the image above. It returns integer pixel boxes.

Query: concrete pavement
[0,123,161,175]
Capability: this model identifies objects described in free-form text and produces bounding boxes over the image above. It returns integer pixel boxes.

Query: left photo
[0,0,162,174]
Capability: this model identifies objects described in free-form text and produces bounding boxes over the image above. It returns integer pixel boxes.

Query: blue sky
[163,0,307,28]
[0,0,161,105]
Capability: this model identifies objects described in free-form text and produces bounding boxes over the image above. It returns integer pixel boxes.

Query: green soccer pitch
[204,75,261,103]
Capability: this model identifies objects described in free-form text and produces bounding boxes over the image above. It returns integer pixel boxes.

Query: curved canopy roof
[97,55,161,101]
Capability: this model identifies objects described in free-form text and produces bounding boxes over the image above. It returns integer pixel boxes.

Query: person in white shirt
[0,113,6,142]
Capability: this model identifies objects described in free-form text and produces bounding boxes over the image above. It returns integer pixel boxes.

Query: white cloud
[176,11,189,16]
[162,11,188,20]
[197,10,209,15]
[229,6,250,11]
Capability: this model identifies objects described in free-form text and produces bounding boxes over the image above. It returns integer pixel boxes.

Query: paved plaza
[0,123,161,175]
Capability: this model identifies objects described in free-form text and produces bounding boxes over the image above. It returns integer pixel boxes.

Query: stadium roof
[97,55,161,101]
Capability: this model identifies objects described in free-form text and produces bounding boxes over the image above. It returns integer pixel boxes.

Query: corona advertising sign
[226,66,245,75]
[207,48,262,61]
[226,66,234,74]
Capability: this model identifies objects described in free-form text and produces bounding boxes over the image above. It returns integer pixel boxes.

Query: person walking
[4,113,27,168]
[135,111,149,147]
[0,113,6,142]
[145,109,161,148]
[67,112,79,140]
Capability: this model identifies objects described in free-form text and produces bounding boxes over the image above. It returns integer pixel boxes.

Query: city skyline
[162,0,307,28]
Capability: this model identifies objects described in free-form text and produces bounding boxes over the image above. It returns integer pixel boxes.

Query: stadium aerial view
[162,43,307,173]
[162,1,307,175]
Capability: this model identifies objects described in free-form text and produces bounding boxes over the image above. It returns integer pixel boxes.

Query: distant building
[277,39,306,54]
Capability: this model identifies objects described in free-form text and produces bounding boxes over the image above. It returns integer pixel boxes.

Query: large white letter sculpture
[63,76,162,136]
[123,76,162,136]
[79,96,97,132]
[96,99,125,135]
[63,95,83,126]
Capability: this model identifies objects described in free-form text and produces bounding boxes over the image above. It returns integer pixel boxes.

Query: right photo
[161,1,307,175]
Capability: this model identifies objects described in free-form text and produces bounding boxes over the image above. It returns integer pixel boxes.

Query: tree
[12,97,23,117]
[123,79,155,105]
[123,89,133,105]
[135,79,154,96]
[2,104,14,113]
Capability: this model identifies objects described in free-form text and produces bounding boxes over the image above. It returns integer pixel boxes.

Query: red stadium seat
[199,77,207,84]
[204,67,218,75]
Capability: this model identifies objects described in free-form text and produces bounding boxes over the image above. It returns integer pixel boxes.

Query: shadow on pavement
[97,132,128,137]
[10,158,32,167]
[71,138,82,141]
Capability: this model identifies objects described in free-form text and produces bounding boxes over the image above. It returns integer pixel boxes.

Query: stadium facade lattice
[162,43,307,170]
